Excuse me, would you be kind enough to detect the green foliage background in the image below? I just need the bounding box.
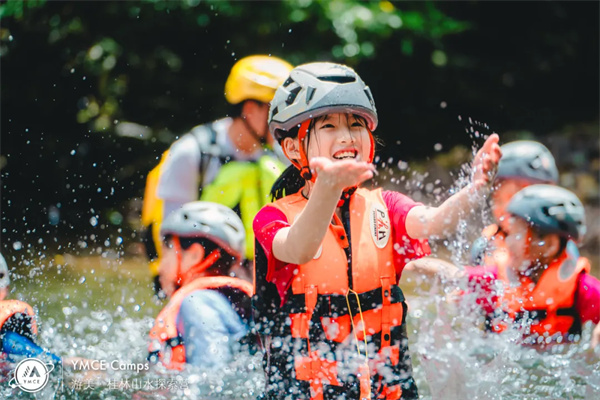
[1,0,598,248]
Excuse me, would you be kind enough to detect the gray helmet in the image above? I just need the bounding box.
[268,62,378,139]
[160,201,245,259]
[507,184,586,240]
[0,253,10,289]
[496,141,559,184]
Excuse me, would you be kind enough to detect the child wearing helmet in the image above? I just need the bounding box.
[252,62,501,400]
[462,185,600,346]
[148,201,254,370]
[470,140,560,267]
[0,253,61,366]
[142,55,293,293]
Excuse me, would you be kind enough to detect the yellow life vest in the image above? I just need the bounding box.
[141,151,169,276]
[141,123,285,268]
[200,155,285,260]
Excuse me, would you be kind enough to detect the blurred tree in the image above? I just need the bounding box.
[0,1,597,248]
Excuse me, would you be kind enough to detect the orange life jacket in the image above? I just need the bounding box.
[0,300,38,341]
[490,252,591,339]
[254,188,416,400]
[480,224,510,270]
[148,276,253,370]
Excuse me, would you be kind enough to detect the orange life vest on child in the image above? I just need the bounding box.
[490,252,591,339]
[148,276,253,370]
[254,188,417,400]
[0,300,38,341]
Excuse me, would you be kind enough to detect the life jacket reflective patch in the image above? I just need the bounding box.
[491,253,590,339]
[258,188,411,399]
[0,300,38,341]
[148,276,253,370]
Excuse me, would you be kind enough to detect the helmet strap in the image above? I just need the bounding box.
[241,113,268,147]
[173,235,222,288]
[173,236,184,289]
[181,248,222,284]
[297,120,314,181]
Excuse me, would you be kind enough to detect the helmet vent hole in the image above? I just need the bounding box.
[183,213,189,220]
[364,87,374,104]
[283,77,295,87]
[318,75,356,84]
[306,86,316,104]
[225,222,240,232]
[286,87,301,105]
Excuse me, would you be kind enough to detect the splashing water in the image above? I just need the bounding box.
[3,134,599,398]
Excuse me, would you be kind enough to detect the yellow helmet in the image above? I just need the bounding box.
[224,55,293,105]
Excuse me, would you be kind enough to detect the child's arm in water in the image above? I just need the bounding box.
[404,257,464,279]
[406,134,501,240]
[272,158,375,265]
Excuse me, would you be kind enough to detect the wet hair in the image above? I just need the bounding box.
[270,114,371,200]
[164,234,237,275]
[270,120,314,200]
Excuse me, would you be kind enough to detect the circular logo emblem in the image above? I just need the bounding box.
[9,358,54,393]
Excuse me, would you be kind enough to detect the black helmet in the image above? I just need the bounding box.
[507,185,586,240]
[496,141,559,184]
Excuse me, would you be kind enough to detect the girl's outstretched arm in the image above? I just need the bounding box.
[406,134,502,240]
[272,157,374,265]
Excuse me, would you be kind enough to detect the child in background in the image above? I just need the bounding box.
[470,140,559,267]
[252,62,501,400]
[469,185,600,345]
[148,201,253,370]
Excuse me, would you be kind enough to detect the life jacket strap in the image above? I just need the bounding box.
[285,285,405,317]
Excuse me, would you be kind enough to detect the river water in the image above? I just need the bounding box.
[1,248,599,399]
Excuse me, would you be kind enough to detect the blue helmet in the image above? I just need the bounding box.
[496,141,559,184]
[507,185,586,240]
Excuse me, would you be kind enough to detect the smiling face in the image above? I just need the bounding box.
[304,113,372,163]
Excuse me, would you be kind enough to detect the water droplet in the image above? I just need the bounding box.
[440,101,447,109]
[13,241,22,250]
[434,143,443,151]
[70,149,76,155]
[78,276,86,284]
[89,216,98,227]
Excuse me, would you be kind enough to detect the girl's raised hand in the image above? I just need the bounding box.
[472,133,502,191]
[310,157,375,191]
